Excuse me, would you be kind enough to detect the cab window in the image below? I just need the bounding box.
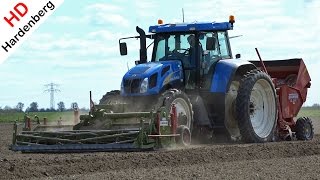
[199,32,219,75]
[153,33,196,68]
[217,32,231,59]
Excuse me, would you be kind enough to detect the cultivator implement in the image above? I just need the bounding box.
[11,128,146,152]
[10,104,186,153]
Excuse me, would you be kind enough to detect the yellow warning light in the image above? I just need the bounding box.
[229,15,235,24]
[158,19,164,24]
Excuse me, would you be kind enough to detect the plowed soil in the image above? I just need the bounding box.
[1,120,320,180]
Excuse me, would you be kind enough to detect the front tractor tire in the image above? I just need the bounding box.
[156,89,194,134]
[295,117,314,140]
[236,70,277,143]
[99,90,121,104]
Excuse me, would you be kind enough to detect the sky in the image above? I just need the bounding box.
[0,0,319,110]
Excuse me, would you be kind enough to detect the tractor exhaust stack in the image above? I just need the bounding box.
[136,26,147,63]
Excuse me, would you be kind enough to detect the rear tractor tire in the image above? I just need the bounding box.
[236,70,277,143]
[295,117,314,140]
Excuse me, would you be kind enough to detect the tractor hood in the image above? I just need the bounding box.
[122,60,184,95]
[125,60,182,77]
[127,62,162,75]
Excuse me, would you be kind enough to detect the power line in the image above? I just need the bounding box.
[44,83,60,109]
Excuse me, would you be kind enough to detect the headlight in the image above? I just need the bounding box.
[140,78,148,93]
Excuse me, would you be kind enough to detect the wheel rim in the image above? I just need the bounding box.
[183,128,191,144]
[225,81,241,139]
[249,79,276,138]
[304,123,312,138]
[172,98,192,129]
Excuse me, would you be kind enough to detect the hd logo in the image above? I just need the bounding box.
[0,0,64,64]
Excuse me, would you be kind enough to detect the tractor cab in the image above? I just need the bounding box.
[119,16,235,95]
[118,16,240,136]
[150,24,233,89]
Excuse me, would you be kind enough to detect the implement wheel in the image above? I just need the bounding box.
[236,70,277,143]
[295,117,314,140]
[156,89,193,132]
[176,125,191,146]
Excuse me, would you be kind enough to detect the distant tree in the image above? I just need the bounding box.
[16,102,24,112]
[29,102,38,112]
[312,103,320,108]
[4,106,18,113]
[57,101,65,112]
[4,105,12,110]
[80,107,89,112]
[71,102,78,110]
[39,108,46,112]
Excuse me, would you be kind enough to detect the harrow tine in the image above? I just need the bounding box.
[78,132,139,143]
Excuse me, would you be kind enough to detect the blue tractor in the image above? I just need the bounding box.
[100,16,278,143]
[11,17,313,153]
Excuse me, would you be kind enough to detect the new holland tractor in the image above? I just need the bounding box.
[11,16,313,153]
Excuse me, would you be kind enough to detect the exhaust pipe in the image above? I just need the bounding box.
[136,26,147,63]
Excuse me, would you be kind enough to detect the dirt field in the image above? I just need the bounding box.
[1,120,320,180]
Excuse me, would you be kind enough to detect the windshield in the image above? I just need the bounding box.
[152,33,196,61]
[151,31,231,70]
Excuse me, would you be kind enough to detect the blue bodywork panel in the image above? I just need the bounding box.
[121,60,183,96]
[210,59,254,93]
[149,22,232,33]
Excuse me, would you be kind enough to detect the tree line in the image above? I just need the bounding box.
[1,102,319,113]
[0,102,89,113]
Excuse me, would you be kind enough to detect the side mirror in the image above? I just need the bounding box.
[206,37,216,50]
[120,42,127,56]
[235,54,241,59]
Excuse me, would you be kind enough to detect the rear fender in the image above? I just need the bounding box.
[204,59,256,129]
[210,59,256,93]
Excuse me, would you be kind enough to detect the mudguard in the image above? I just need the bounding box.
[200,59,256,129]
[210,59,256,93]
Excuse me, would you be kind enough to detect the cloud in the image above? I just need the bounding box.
[88,30,115,40]
[86,3,122,12]
[134,0,159,18]
[12,29,130,67]
[0,70,24,85]
[48,3,130,27]
[50,16,76,24]
[85,3,129,27]
[135,0,158,9]
[87,13,130,27]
